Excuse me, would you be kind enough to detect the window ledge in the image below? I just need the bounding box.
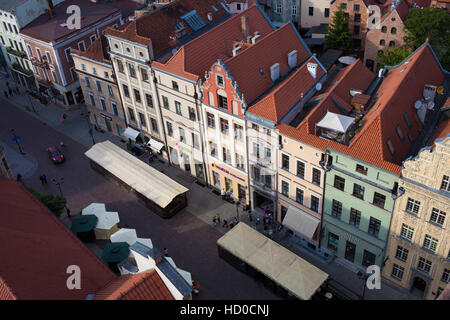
[404,210,419,218]
[421,247,437,256]
[428,221,444,229]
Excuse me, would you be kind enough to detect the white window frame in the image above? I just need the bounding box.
[90,34,97,44]
[51,69,58,83]
[77,40,86,51]
[65,47,71,62]
[45,51,52,63]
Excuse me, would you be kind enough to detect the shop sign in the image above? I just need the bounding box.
[211,163,245,182]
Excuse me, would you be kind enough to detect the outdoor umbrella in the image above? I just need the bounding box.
[70,215,98,233]
[101,242,130,263]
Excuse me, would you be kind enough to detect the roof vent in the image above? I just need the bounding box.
[423,84,436,101]
[288,50,297,69]
[232,45,242,56]
[207,13,213,22]
[251,31,260,44]
[270,63,280,82]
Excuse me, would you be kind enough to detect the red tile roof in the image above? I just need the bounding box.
[151,4,274,81]
[430,118,450,148]
[247,56,325,122]
[20,0,120,42]
[278,44,445,174]
[106,0,229,57]
[72,35,110,64]
[0,178,116,300]
[223,23,311,105]
[93,270,174,300]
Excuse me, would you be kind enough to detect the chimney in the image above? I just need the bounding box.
[307,62,317,79]
[135,9,149,19]
[46,0,54,17]
[241,15,249,39]
[232,43,242,56]
[270,63,280,82]
[288,50,297,69]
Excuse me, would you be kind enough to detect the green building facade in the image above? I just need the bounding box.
[321,148,400,270]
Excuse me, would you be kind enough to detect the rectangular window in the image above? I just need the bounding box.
[292,5,297,17]
[403,113,412,128]
[225,177,233,193]
[295,188,304,204]
[265,147,271,161]
[172,81,179,91]
[400,224,414,241]
[236,153,244,170]
[441,175,450,191]
[162,96,169,109]
[123,84,130,98]
[90,34,96,43]
[406,198,420,214]
[167,121,173,137]
[327,232,339,252]
[151,118,158,133]
[252,123,259,131]
[134,89,141,103]
[99,97,106,111]
[373,192,386,209]
[88,93,95,106]
[78,41,85,51]
[391,264,404,280]
[220,118,229,135]
[85,77,91,88]
[222,147,231,164]
[325,8,330,17]
[281,154,289,170]
[107,85,113,97]
[264,175,272,189]
[139,112,146,127]
[96,80,102,92]
[442,269,450,283]
[312,168,321,186]
[213,171,220,188]
[276,3,282,14]
[188,107,196,121]
[423,235,438,253]
[417,257,432,273]
[311,196,319,212]
[64,47,71,62]
[345,241,356,262]
[362,250,376,267]
[395,125,405,141]
[92,67,97,75]
[354,25,360,35]
[128,63,136,78]
[216,75,224,87]
[253,166,261,182]
[395,246,409,262]
[234,124,243,141]
[253,143,260,158]
[356,164,367,175]
[334,175,345,191]
[297,161,305,178]
[368,217,381,237]
[45,52,52,63]
[207,112,215,128]
[175,101,182,115]
[217,94,228,109]
[128,108,136,122]
[349,208,361,227]
[341,3,347,9]
[430,208,446,226]
[141,69,148,82]
[111,102,118,116]
[179,127,185,143]
[145,94,153,108]
[332,200,342,219]
[308,7,314,16]
[354,4,360,11]
[117,60,124,73]
[352,183,365,199]
[281,181,289,197]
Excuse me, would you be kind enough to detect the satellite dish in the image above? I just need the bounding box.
[414,100,422,109]
[437,86,444,94]
[171,48,177,55]
[316,83,322,91]
[427,101,435,110]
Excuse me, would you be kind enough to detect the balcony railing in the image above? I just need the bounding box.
[31,57,49,69]
[6,46,27,59]
[11,63,33,76]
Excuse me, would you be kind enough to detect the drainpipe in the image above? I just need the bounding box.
[150,67,171,166]
[243,104,252,209]
[194,82,209,187]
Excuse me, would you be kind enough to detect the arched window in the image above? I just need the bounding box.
[381,26,387,33]
[389,41,395,47]
[391,27,397,34]
[379,39,385,46]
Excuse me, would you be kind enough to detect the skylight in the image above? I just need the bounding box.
[181,10,207,32]
[211,5,218,12]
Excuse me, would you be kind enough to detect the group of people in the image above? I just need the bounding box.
[212,214,240,229]
[3,81,20,98]
[39,174,48,185]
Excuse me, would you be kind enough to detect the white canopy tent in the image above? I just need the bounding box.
[282,206,320,240]
[82,203,106,216]
[123,127,140,141]
[110,228,138,245]
[217,222,328,300]
[316,111,355,133]
[338,56,357,65]
[85,141,188,209]
[148,139,164,152]
[165,257,193,285]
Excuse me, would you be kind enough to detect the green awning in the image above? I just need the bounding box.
[101,242,130,263]
[71,215,98,233]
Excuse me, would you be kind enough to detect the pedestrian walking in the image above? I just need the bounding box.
[6,81,9,88]
[229,222,234,229]
[263,217,266,226]
[222,219,228,228]
[16,173,22,182]
[212,216,217,227]
[42,174,48,184]
[163,248,169,257]
[233,216,238,225]
[216,215,221,224]
[256,217,260,225]
[8,88,12,96]
[221,188,225,200]
[59,140,65,148]
[192,281,200,296]
[66,207,71,218]
[4,90,8,98]
[248,212,253,222]
[39,175,44,185]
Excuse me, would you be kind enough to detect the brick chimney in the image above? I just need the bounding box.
[241,15,249,39]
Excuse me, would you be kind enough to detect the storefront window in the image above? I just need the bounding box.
[225,177,233,193]
[213,171,220,189]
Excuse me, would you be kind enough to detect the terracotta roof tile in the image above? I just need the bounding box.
[278,44,446,174]
[430,119,450,148]
[152,4,274,81]
[72,35,110,64]
[106,0,229,57]
[247,56,325,122]
[93,269,174,300]
[0,178,116,300]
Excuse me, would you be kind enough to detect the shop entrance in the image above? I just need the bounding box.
[253,191,273,212]
[411,276,427,296]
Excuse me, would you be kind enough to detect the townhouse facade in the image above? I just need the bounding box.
[364,0,410,72]
[382,129,450,300]
[271,0,301,26]
[0,0,64,89]
[20,0,122,107]
[300,0,331,29]
[72,36,127,137]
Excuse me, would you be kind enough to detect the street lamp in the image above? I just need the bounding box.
[81,111,95,145]
[10,129,25,154]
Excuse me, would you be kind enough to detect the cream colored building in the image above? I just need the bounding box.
[300,0,331,29]
[72,37,127,137]
[382,132,450,300]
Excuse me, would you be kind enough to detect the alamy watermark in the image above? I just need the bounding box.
[66,5,81,30]
[66,265,81,290]
[366,265,381,290]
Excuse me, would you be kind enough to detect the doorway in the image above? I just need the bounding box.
[411,276,427,296]
[344,241,356,262]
